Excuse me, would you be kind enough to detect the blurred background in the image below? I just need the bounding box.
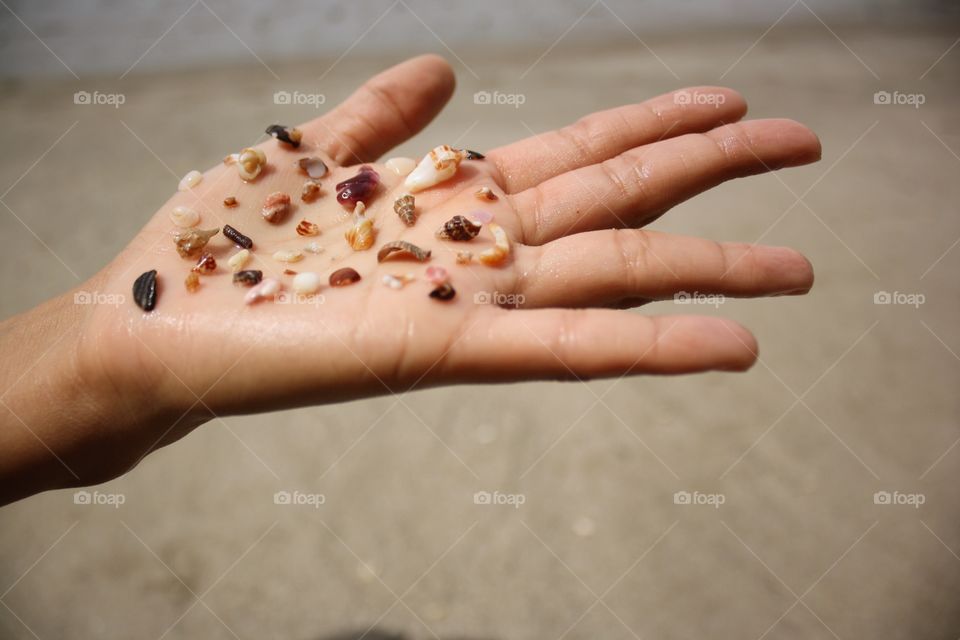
[1,0,959,638]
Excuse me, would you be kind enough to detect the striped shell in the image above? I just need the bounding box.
[133,270,158,311]
[296,219,320,236]
[393,193,416,226]
[436,215,482,241]
[345,218,375,251]
[376,241,431,263]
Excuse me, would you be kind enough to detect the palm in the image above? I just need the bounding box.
[81,55,819,440]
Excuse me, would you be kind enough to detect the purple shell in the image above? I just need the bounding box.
[336,166,380,208]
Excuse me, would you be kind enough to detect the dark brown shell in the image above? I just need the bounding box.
[174,228,219,258]
[436,215,482,241]
[464,149,485,160]
[223,224,253,249]
[377,241,431,263]
[223,196,238,208]
[393,194,416,226]
[233,270,263,287]
[329,267,362,287]
[429,282,456,301]
[266,124,302,147]
[133,270,158,311]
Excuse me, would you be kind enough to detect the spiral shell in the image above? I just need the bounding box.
[173,227,219,258]
[376,241,431,263]
[436,215,482,241]
[393,193,416,226]
[169,206,200,228]
[479,223,510,266]
[296,219,320,236]
[133,270,159,311]
[403,145,466,193]
[261,192,291,223]
[345,217,375,251]
[225,148,267,181]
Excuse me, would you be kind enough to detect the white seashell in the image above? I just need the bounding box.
[228,249,251,272]
[403,145,466,193]
[273,249,304,263]
[304,241,325,254]
[178,170,203,191]
[292,272,323,294]
[385,157,417,177]
[169,205,200,228]
[382,273,414,290]
[244,278,281,305]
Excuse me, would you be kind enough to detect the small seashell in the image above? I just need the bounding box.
[192,252,216,274]
[174,227,219,259]
[265,124,302,148]
[296,219,320,236]
[178,170,202,191]
[300,180,322,203]
[223,196,238,208]
[385,157,417,177]
[470,210,495,224]
[233,270,262,287]
[244,277,281,304]
[273,249,304,263]
[456,251,473,265]
[169,205,200,228]
[133,270,158,311]
[336,166,380,209]
[329,267,361,287]
[345,213,375,251]
[261,192,291,223]
[377,240,431,263]
[464,149,485,160]
[225,148,267,181]
[404,145,466,193]
[436,215,482,241]
[479,223,510,266]
[426,265,448,284]
[292,272,323,294]
[475,187,498,201]
[429,282,456,301]
[228,249,251,272]
[223,224,253,249]
[382,273,415,290]
[296,157,328,179]
[304,241,324,254]
[393,193,416,226]
[184,271,200,293]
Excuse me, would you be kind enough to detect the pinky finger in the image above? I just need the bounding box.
[444,309,758,381]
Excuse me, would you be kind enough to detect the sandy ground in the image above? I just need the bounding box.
[1,25,959,640]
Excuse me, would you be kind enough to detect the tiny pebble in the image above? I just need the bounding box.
[273,249,304,263]
[184,271,200,292]
[223,196,238,208]
[178,170,203,191]
[228,249,251,272]
[304,241,325,254]
[292,272,323,294]
[425,265,448,284]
